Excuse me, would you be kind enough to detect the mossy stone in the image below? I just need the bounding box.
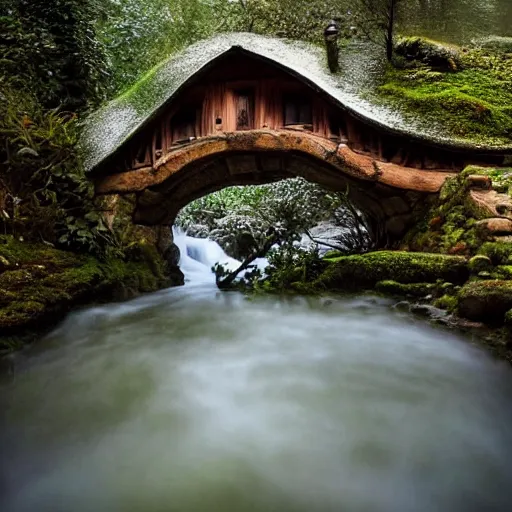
[458,280,512,324]
[468,255,492,274]
[376,280,434,297]
[433,295,458,312]
[0,235,173,350]
[478,242,512,265]
[315,251,468,291]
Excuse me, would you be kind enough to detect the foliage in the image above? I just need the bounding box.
[258,246,326,293]
[352,0,404,60]
[99,0,239,93]
[178,178,342,259]
[0,0,110,112]
[0,88,115,256]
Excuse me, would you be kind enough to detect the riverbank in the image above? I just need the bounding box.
[0,235,182,353]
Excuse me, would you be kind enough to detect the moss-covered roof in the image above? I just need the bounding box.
[80,32,512,174]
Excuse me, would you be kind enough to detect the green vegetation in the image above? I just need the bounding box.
[403,166,512,256]
[378,40,512,145]
[0,235,169,351]
[458,280,512,324]
[315,251,468,290]
[375,280,435,297]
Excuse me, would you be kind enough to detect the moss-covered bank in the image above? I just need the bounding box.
[379,37,512,146]
[0,235,178,353]
[317,251,468,290]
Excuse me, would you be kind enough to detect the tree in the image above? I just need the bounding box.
[354,0,404,61]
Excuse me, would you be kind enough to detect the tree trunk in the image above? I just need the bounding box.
[386,0,396,61]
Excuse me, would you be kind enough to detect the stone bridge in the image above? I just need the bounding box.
[81,33,512,245]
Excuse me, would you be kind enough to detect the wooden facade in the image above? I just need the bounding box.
[111,55,502,176]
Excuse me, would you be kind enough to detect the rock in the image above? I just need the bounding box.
[441,282,455,294]
[477,271,493,279]
[316,251,469,291]
[468,255,492,274]
[300,220,356,255]
[458,280,512,324]
[476,218,512,236]
[410,304,448,319]
[17,147,39,158]
[376,280,434,297]
[433,294,458,311]
[394,36,461,71]
[472,36,512,54]
[164,242,181,267]
[385,215,412,237]
[466,174,492,190]
[393,300,410,312]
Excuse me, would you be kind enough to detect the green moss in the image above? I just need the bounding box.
[468,255,493,274]
[376,280,434,297]
[378,43,512,146]
[404,166,512,255]
[458,280,512,324]
[433,294,458,312]
[315,251,468,291]
[0,236,171,349]
[478,242,512,265]
[493,265,512,280]
[474,36,512,54]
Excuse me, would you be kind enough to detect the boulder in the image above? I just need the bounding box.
[476,218,512,236]
[316,251,469,291]
[394,37,461,71]
[458,281,512,324]
[466,175,492,190]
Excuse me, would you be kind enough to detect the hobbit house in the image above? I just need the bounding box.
[80,33,512,244]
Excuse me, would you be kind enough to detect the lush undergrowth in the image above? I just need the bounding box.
[378,39,512,146]
[0,235,170,352]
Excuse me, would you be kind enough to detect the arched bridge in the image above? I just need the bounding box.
[81,33,512,243]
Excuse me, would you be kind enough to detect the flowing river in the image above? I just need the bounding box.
[1,234,512,512]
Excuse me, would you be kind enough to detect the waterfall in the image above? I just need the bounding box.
[173,229,241,284]
[173,228,269,285]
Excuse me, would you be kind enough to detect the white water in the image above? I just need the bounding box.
[1,234,512,512]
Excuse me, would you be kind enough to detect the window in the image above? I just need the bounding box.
[284,95,312,126]
[235,90,254,130]
[171,108,197,143]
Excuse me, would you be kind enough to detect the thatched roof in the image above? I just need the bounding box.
[80,32,512,174]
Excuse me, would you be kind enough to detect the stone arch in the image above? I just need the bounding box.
[94,130,454,245]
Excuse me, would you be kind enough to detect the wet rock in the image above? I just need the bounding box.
[476,218,512,236]
[466,174,492,189]
[393,300,410,312]
[410,303,448,320]
[458,280,512,324]
[300,220,351,255]
[164,243,181,267]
